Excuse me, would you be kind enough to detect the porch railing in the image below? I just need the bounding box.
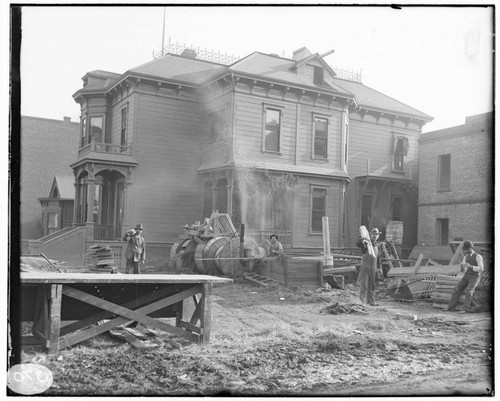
[78,141,131,157]
[94,224,115,240]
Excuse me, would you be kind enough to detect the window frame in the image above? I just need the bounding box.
[437,218,449,245]
[208,106,227,143]
[392,133,408,173]
[262,104,283,154]
[438,153,451,191]
[312,114,329,160]
[120,106,128,148]
[88,115,104,144]
[80,115,88,147]
[310,185,327,234]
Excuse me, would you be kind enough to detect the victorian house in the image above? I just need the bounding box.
[29,46,432,267]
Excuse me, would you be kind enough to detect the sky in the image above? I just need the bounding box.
[17,4,494,133]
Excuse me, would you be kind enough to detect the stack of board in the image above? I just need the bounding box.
[85,245,114,272]
[432,272,493,310]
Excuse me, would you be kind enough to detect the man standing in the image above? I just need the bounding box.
[446,240,483,313]
[269,234,284,256]
[123,224,146,274]
[356,228,382,306]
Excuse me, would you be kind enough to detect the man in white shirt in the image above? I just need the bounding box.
[446,240,484,313]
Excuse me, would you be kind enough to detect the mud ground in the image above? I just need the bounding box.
[19,281,493,396]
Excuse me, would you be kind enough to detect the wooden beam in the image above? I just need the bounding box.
[48,284,62,353]
[60,285,178,336]
[58,285,201,349]
[200,284,212,343]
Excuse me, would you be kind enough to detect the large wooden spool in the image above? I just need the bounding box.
[201,237,228,275]
[216,237,259,277]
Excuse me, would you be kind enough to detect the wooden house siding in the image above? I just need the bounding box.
[199,92,234,171]
[124,92,204,242]
[343,112,421,249]
[296,103,343,170]
[293,177,342,248]
[233,92,296,163]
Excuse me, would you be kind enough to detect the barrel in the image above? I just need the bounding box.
[385,220,404,244]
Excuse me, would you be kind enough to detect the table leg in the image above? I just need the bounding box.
[48,284,62,353]
[200,283,212,343]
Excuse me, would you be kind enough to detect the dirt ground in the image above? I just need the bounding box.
[19,279,494,396]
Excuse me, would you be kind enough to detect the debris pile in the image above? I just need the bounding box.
[85,245,115,271]
[320,302,368,315]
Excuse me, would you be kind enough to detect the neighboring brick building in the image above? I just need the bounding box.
[20,116,79,239]
[417,112,493,245]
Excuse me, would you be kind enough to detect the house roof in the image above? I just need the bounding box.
[74,49,432,122]
[52,176,75,199]
[331,78,433,121]
[128,54,226,85]
[229,52,352,96]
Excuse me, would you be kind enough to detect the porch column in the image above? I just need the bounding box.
[211,183,217,212]
[226,182,233,216]
[85,175,95,240]
[72,179,79,227]
[121,181,133,234]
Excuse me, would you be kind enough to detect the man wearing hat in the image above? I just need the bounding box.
[269,234,284,257]
[122,224,146,274]
[355,228,382,306]
[446,240,484,313]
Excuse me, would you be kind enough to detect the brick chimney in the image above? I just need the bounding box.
[292,47,312,61]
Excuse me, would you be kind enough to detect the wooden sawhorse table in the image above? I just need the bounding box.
[18,272,232,352]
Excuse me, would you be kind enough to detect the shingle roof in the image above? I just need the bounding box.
[52,176,75,199]
[229,52,353,96]
[331,78,433,121]
[128,54,226,84]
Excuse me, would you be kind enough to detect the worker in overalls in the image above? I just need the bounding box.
[446,240,484,313]
[356,228,382,306]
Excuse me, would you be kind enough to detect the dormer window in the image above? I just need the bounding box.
[313,66,324,85]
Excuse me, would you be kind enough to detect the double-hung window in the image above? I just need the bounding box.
[313,116,328,158]
[89,116,103,144]
[209,108,226,142]
[393,134,409,172]
[120,107,128,149]
[311,187,327,233]
[263,107,281,153]
[80,116,87,147]
[438,154,451,191]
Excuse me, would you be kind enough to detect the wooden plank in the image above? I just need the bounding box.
[60,285,177,336]
[200,284,212,343]
[449,242,464,265]
[48,284,62,353]
[179,321,202,334]
[58,285,201,349]
[20,272,233,285]
[62,286,193,336]
[244,275,268,287]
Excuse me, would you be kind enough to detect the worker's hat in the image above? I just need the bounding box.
[135,224,144,230]
[463,240,473,250]
[270,234,279,240]
[370,228,381,235]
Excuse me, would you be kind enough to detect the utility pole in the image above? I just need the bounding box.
[161,7,166,57]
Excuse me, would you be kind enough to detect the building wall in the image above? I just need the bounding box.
[122,86,204,244]
[293,176,343,248]
[344,112,421,249]
[418,112,493,244]
[20,116,79,239]
[230,84,347,248]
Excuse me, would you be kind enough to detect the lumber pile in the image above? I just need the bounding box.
[85,244,115,271]
[432,272,493,311]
